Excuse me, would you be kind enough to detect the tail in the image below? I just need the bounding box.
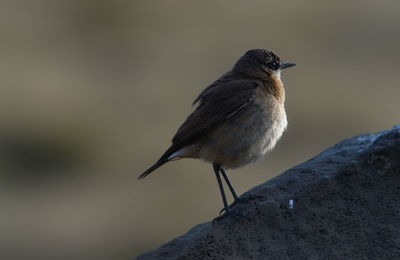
[138,158,169,180]
[137,146,179,180]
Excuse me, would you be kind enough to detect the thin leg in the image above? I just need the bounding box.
[220,168,239,201]
[213,163,230,213]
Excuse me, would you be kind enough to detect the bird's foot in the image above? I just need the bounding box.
[217,194,263,215]
[224,194,264,212]
[218,206,230,216]
[213,208,254,223]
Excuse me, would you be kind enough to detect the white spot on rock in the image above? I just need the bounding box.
[289,199,294,209]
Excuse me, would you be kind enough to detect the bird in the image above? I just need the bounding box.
[138,49,295,217]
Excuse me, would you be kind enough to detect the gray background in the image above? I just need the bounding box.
[0,1,399,259]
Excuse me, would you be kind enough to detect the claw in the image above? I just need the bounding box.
[219,207,228,215]
[213,207,231,222]
[217,194,263,215]
[212,208,255,223]
[213,213,228,223]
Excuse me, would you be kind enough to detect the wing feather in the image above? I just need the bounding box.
[171,79,260,149]
[138,79,261,179]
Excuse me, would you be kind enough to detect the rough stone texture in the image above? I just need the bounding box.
[137,126,400,260]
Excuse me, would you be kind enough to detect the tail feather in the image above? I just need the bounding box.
[138,158,169,180]
[138,146,179,180]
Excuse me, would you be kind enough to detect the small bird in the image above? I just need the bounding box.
[139,49,295,216]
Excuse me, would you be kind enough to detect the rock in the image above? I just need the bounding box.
[137,126,400,260]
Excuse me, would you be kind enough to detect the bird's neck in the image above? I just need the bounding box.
[263,74,285,103]
[226,69,286,103]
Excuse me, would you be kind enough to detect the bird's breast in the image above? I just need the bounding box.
[252,97,287,155]
[197,95,287,169]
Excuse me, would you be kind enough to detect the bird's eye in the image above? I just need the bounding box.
[267,62,279,70]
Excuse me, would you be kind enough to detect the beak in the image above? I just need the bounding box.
[280,62,296,70]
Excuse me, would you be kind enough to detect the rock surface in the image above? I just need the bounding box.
[137,126,400,260]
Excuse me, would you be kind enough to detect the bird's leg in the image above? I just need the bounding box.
[213,163,230,214]
[217,167,239,216]
[219,168,262,215]
[213,164,255,223]
[220,168,239,202]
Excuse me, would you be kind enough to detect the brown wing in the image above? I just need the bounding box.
[171,79,261,149]
[138,79,260,180]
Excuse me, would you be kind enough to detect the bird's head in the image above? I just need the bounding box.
[232,49,295,79]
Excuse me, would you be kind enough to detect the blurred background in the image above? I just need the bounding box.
[0,0,399,259]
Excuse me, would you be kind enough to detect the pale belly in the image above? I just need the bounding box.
[197,103,287,169]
